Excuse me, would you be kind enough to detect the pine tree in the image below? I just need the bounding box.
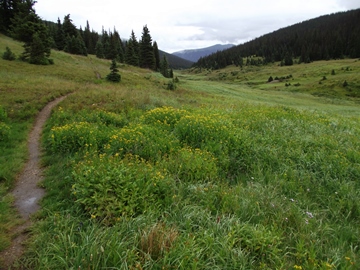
[106,59,121,82]
[10,0,52,65]
[160,55,169,78]
[2,46,16,60]
[113,29,124,62]
[54,17,65,50]
[125,30,139,66]
[62,14,77,38]
[139,25,155,69]
[153,41,160,71]
[95,40,104,58]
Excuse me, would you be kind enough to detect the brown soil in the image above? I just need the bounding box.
[0,95,68,270]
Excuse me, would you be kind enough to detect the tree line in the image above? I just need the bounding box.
[194,9,360,70]
[0,0,173,77]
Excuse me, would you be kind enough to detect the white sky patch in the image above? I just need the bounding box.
[35,0,359,53]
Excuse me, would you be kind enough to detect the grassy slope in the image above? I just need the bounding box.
[1,34,360,269]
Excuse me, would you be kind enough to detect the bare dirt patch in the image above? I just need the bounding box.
[0,95,68,269]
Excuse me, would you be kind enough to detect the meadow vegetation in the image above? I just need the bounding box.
[1,34,360,269]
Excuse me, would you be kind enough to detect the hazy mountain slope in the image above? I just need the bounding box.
[172,44,235,62]
[159,50,194,69]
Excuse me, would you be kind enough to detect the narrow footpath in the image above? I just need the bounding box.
[0,95,68,269]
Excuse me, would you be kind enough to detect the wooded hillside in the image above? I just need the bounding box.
[194,9,360,69]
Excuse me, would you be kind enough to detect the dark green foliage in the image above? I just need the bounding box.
[167,79,177,90]
[343,80,348,87]
[125,30,139,66]
[283,52,293,66]
[95,40,104,58]
[1,0,35,34]
[331,69,336,75]
[26,32,53,65]
[64,34,87,56]
[268,76,273,82]
[153,41,160,71]
[62,14,77,39]
[160,55,170,78]
[2,46,16,60]
[54,17,65,50]
[139,25,155,70]
[106,59,121,82]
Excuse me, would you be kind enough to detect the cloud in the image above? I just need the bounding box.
[336,0,360,9]
[35,0,356,53]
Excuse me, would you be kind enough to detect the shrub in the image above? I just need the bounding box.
[105,123,180,161]
[72,154,174,223]
[162,147,219,183]
[167,80,176,90]
[49,122,112,153]
[0,122,10,141]
[141,106,189,131]
[2,47,16,61]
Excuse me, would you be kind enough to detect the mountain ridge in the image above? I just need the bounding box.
[172,44,235,62]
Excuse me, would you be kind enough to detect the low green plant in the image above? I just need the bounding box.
[2,46,16,61]
[72,154,174,223]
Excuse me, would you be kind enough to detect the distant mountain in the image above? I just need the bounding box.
[159,50,194,70]
[172,44,235,62]
[194,9,360,70]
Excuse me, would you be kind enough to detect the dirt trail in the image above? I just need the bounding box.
[0,95,68,269]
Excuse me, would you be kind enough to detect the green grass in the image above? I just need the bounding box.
[1,34,360,269]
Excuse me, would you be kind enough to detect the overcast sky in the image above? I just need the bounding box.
[35,0,360,53]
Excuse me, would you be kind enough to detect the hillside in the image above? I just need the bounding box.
[172,44,235,62]
[1,34,360,269]
[195,9,360,69]
[159,50,194,69]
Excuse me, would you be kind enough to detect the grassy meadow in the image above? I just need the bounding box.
[1,34,360,269]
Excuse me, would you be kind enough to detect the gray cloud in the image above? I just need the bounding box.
[336,0,360,9]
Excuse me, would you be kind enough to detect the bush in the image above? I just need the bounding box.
[72,154,174,223]
[2,47,16,61]
[167,80,176,90]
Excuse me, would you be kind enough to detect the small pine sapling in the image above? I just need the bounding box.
[106,59,121,82]
[2,47,16,61]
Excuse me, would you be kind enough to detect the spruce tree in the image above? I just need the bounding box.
[95,40,104,58]
[2,46,16,60]
[139,25,155,69]
[160,55,169,78]
[153,41,160,71]
[54,17,65,50]
[125,30,139,66]
[106,59,121,82]
[62,14,77,38]
[10,1,52,65]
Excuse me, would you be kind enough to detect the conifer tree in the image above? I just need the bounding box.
[62,14,77,38]
[106,59,121,82]
[139,25,155,69]
[113,29,124,62]
[160,55,169,78]
[125,30,139,66]
[153,41,160,71]
[54,17,65,50]
[10,0,52,65]
[95,40,104,58]
[2,46,16,60]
